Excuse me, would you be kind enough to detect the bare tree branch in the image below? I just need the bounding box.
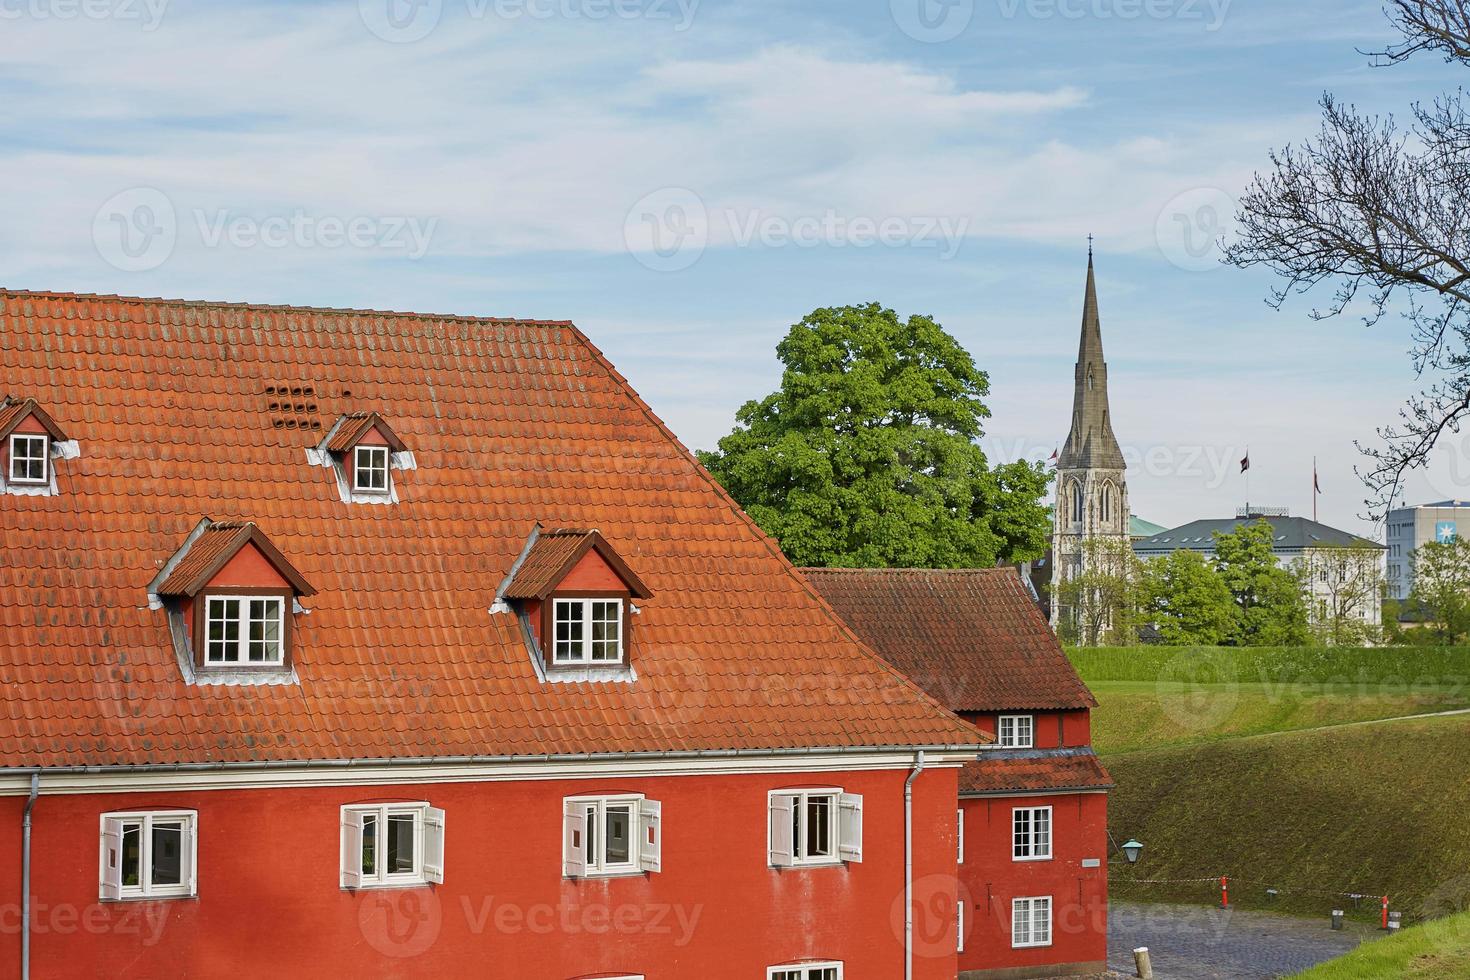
[1226,5,1470,516]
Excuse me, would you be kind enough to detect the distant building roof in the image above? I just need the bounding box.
[1134,515,1383,554]
[1395,500,1470,510]
[1130,515,1167,538]
[801,567,1098,712]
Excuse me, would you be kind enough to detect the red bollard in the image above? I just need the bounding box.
[1381,896,1390,930]
[1221,877,1230,909]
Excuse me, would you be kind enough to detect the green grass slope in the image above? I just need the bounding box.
[1290,909,1470,978]
[1107,713,1470,922]
[1070,647,1470,754]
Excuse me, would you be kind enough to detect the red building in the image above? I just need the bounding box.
[805,569,1112,979]
[1,289,1108,980]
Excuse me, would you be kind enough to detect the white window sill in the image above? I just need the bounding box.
[343,879,433,891]
[566,869,646,881]
[773,859,846,870]
[1012,941,1054,950]
[1012,855,1054,863]
[106,891,195,903]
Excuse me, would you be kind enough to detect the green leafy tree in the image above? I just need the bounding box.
[1212,520,1310,646]
[1056,537,1144,647]
[1409,537,1470,644]
[698,303,1052,568]
[1141,549,1236,646]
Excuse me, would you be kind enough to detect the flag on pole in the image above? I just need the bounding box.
[1314,467,1321,495]
[1048,449,1058,467]
[1240,451,1251,474]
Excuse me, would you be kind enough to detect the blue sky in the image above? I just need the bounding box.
[3,0,1466,538]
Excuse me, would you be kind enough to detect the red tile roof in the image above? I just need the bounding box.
[0,290,981,769]
[501,528,653,600]
[801,567,1098,712]
[155,521,316,598]
[960,752,1112,796]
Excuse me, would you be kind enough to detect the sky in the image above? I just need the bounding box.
[2,0,1467,540]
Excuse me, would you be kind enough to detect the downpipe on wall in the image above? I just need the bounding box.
[21,771,39,980]
[904,750,926,980]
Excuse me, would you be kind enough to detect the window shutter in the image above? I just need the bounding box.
[99,817,124,901]
[957,808,965,864]
[637,799,662,874]
[340,809,366,888]
[839,793,864,863]
[180,818,198,897]
[423,807,446,884]
[768,794,795,867]
[563,800,586,878]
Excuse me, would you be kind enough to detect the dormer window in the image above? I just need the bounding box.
[0,397,70,492]
[151,520,315,675]
[317,412,409,503]
[9,433,48,484]
[205,595,285,665]
[353,445,390,494]
[553,597,624,664]
[498,527,653,676]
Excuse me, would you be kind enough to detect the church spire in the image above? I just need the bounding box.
[1058,249,1125,471]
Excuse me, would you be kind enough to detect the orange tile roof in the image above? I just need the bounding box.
[0,290,981,769]
[801,567,1098,712]
[960,752,1113,796]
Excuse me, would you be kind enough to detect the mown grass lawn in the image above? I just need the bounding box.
[1290,908,1470,978]
[1106,713,1470,922]
[1069,646,1470,754]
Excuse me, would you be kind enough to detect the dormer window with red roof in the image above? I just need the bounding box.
[150,520,316,679]
[498,528,653,677]
[0,397,71,493]
[313,412,411,504]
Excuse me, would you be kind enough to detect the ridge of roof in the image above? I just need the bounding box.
[0,287,574,328]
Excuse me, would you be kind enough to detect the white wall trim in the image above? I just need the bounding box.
[0,749,976,797]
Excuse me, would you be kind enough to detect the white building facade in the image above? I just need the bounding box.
[1384,500,1470,600]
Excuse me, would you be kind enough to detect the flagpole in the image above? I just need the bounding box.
[1313,457,1318,523]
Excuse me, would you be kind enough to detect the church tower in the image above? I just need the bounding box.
[1051,249,1130,627]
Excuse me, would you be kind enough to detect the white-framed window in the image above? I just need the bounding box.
[1012,896,1053,948]
[768,789,862,867]
[958,898,966,953]
[998,714,1034,749]
[354,444,390,493]
[9,433,48,485]
[563,795,661,877]
[99,810,197,901]
[957,807,965,863]
[768,963,843,980]
[340,803,445,888]
[1013,806,1052,861]
[205,595,285,665]
[552,597,624,664]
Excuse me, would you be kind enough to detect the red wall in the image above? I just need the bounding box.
[958,792,1108,975]
[0,765,962,979]
[965,710,1091,750]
